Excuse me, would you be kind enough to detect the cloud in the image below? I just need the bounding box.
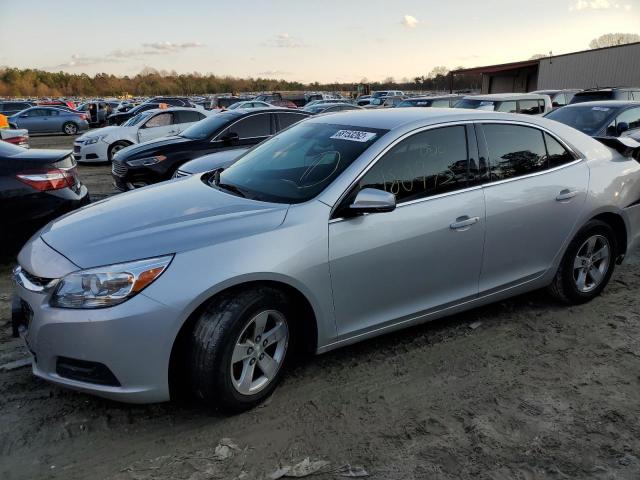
[569,0,632,11]
[401,15,419,28]
[48,41,204,69]
[262,33,307,48]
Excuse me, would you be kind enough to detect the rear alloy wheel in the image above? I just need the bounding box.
[549,220,617,304]
[62,122,78,135]
[188,287,292,411]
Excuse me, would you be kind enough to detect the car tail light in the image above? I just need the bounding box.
[78,113,88,121]
[16,167,77,192]
[3,136,29,147]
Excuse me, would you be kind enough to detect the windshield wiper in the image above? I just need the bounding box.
[212,169,246,198]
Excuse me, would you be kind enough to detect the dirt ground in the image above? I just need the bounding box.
[1,136,639,480]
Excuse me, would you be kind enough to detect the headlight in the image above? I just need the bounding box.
[84,135,106,145]
[50,256,173,309]
[126,155,167,167]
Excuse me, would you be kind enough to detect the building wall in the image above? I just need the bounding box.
[482,67,538,93]
[537,43,640,89]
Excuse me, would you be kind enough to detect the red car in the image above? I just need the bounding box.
[269,100,298,109]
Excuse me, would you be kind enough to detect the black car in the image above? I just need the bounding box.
[0,141,89,246]
[146,96,197,108]
[302,103,363,115]
[107,103,162,125]
[545,101,640,139]
[112,108,310,191]
[569,88,640,104]
[0,100,35,117]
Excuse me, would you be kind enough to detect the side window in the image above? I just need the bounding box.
[518,100,543,115]
[175,110,204,124]
[544,133,575,168]
[496,101,517,113]
[431,99,450,108]
[482,124,548,181]
[616,108,640,130]
[632,91,640,101]
[145,112,172,128]
[553,93,566,107]
[27,109,45,117]
[50,109,59,116]
[357,126,469,203]
[278,113,307,130]
[228,114,271,138]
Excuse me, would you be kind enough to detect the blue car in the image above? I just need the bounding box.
[9,106,90,135]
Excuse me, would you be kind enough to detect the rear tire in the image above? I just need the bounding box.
[62,122,78,135]
[548,220,617,304]
[188,287,292,411]
[108,141,131,162]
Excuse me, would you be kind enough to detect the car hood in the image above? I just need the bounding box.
[117,135,190,159]
[180,147,249,174]
[39,176,290,268]
[78,126,129,140]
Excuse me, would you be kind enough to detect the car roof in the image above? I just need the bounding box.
[466,93,549,101]
[555,100,640,109]
[305,107,553,130]
[402,95,461,101]
[138,107,206,115]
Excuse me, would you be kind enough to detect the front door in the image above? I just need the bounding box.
[137,112,175,143]
[329,125,486,339]
[477,122,589,293]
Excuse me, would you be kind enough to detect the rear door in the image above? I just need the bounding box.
[477,122,589,293]
[137,112,175,143]
[173,110,206,133]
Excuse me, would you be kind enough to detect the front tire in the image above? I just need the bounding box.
[188,287,292,411]
[548,220,617,304]
[62,122,78,135]
[108,141,131,162]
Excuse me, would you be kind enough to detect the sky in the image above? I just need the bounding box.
[0,0,639,83]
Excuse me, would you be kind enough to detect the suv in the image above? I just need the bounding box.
[532,89,581,108]
[570,88,640,104]
[455,93,552,115]
[0,101,34,116]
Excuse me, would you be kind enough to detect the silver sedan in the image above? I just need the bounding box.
[13,109,640,410]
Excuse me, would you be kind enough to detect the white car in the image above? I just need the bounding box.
[72,107,209,163]
[226,101,275,110]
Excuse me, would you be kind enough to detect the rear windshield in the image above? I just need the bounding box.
[571,91,614,103]
[180,114,236,140]
[545,105,616,135]
[455,99,497,111]
[216,122,388,204]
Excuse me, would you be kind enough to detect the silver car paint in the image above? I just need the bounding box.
[14,109,640,403]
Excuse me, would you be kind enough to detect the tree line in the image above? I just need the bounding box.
[0,66,481,98]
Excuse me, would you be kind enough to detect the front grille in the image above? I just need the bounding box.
[56,357,121,386]
[173,170,190,179]
[111,161,128,177]
[21,268,55,289]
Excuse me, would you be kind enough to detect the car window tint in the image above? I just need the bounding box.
[616,108,640,130]
[225,114,271,138]
[358,126,469,203]
[544,133,575,168]
[145,112,172,128]
[175,110,204,124]
[27,109,45,117]
[482,124,548,180]
[278,113,308,130]
[496,101,517,113]
[519,100,543,115]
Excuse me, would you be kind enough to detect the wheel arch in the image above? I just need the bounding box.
[167,278,319,399]
[590,211,628,262]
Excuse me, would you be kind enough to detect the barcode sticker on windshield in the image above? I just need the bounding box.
[330,130,377,142]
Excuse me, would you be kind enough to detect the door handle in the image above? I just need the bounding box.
[450,215,480,231]
[556,189,578,201]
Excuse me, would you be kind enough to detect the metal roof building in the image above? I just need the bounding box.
[450,42,640,94]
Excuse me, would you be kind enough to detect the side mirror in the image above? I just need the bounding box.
[221,131,240,145]
[617,122,630,136]
[348,188,396,215]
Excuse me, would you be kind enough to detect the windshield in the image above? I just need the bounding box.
[372,91,388,98]
[455,99,497,111]
[571,91,614,103]
[545,105,616,135]
[216,122,388,203]
[397,99,432,108]
[180,113,236,140]
[123,111,152,127]
[226,102,244,110]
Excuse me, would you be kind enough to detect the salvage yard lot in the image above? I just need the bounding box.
[1,136,640,479]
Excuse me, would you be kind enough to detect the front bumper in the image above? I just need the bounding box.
[73,139,109,163]
[111,161,167,191]
[13,275,179,404]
